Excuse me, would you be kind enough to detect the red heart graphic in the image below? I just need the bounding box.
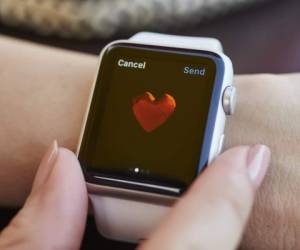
[132,92,176,132]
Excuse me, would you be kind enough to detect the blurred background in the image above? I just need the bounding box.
[0,0,299,249]
[1,0,299,74]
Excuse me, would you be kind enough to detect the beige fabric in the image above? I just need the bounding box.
[0,0,265,39]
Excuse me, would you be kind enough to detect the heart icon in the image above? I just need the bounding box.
[132,91,176,132]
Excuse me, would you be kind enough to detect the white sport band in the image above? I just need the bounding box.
[130,32,223,53]
[88,32,232,243]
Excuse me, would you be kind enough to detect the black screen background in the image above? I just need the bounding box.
[79,44,217,189]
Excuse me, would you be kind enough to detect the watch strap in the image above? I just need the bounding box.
[90,32,224,243]
[130,32,223,53]
[90,192,172,242]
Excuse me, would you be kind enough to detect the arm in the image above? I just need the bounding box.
[0,35,97,206]
[0,35,298,249]
[227,73,300,249]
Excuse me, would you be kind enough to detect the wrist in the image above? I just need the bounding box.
[0,35,97,206]
[226,74,300,249]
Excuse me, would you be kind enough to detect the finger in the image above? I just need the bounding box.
[31,140,58,194]
[139,145,271,250]
[0,143,88,250]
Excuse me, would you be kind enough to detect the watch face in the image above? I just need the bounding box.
[78,43,224,195]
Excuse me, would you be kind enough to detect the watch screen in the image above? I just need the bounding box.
[79,43,223,194]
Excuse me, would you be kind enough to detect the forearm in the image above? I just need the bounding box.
[0,35,97,206]
[0,36,299,248]
[227,74,300,249]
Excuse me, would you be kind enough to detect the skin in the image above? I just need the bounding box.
[0,143,88,250]
[0,35,299,249]
[227,73,300,249]
[0,142,270,250]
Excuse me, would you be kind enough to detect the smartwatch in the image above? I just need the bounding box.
[77,32,236,243]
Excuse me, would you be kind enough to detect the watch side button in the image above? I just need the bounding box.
[217,134,225,155]
[222,86,236,115]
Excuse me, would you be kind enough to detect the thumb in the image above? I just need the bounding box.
[0,141,88,250]
[139,145,271,250]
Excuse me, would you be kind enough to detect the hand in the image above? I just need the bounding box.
[0,37,295,248]
[0,142,270,250]
[0,141,88,250]
[138,145,270,250]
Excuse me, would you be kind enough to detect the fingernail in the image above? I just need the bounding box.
[247,144,271,188]
[42,140,58,171]
[45,140,58,165]
[31,140,58,192]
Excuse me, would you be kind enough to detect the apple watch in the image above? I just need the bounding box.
[77,32,236,243]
